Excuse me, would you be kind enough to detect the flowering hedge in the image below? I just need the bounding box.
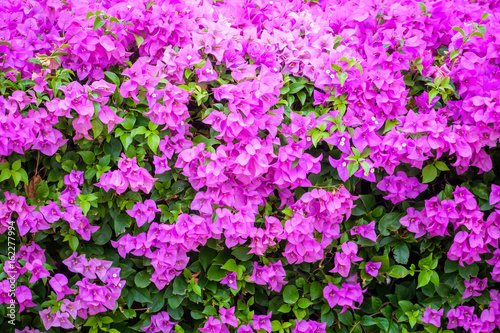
[1,0,500,332]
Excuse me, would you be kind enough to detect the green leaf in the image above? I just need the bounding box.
[398,300,414,312]
[173,275,187,295]
[271,320,282,332]
[11,159,21,171]
[353,62,363,75]
[310,281,323,300]
[69,236,79,251]
[103,137,122,161]
[121,116,136,130]
[428,89,439,105]
[172,180,188,194]
[95,223,112,245]
[132,288,151,303]
[361,315,377,326]
[470,31,484,39]
[383,119,400,133]
[372,296,382,311]
[11,172,21,186]
[18,169,29,186]
[192,283,202,296]
[417,270,432,289]
[207,265,226,281]
[422,164,437,184]
[283,285,299,304]
[199,248,216,271]
[459,263,479,280]
[0,169,11,182]
[288,83,304,94]
[297,298,313,309]
[360,195,375,211]
[77,151,96,164]
[337,72,348,87]
[419,253,437,270]
[35,181,50,199]
[452,26,466,38]
[393,242,409,264]
[221,259,238,272]
[450,50,460,60]
[280,85,290,95]
[122,309,136,319]
[61,160,76,173]
[134,34,144,48]
[418,2,426,12]
[434,161,449,171]
[130,126,147,138]
[444,259,459,273]
[92,119,104,138]
[147,134,160,154]
[114,213,132,235]
[311,130,322,148]
[93,16,106,30]
[387,265,410,278]
[202,305,216,316]
[430,271,439,286]
[297,91,307,105]
[338,311,353,326]
[134,270,152,288]
[232,247,253,261]
[370,254,390,273]
[80,201,91,215]
[120,133,133,151]
[175,324,184,333]
[278,304,291,313]
[346,161,359,177]
[104,71,121,86]
[378,212,401,236]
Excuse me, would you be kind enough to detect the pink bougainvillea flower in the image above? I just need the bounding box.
[49,274,76,301]
[252,312,272,333]
[351,221,377,242]
[365,261,382,277]
[421,308,443,327]
[219,306,238,327]
[15,286,37,313]
[491,184,500,206]
[221,271,238,290]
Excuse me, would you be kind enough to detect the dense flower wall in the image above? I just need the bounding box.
[1,0,500,332]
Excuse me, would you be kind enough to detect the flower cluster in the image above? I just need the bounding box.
[2,0,500,331]
[0,192,50,236]
[248,261,287,292]
[421,308,443,327]
[126,199,160,227]
[376,171,427,204]
[142,311,175,333]
[96,154,158,194]
[292,320,327,333]
[323,282,365,314]
[284,188,356,264]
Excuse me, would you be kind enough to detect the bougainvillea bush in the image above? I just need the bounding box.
[2,0,500,332]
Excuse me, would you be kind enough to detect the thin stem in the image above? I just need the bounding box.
[348,302,391,333]
[35,151,40,176]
